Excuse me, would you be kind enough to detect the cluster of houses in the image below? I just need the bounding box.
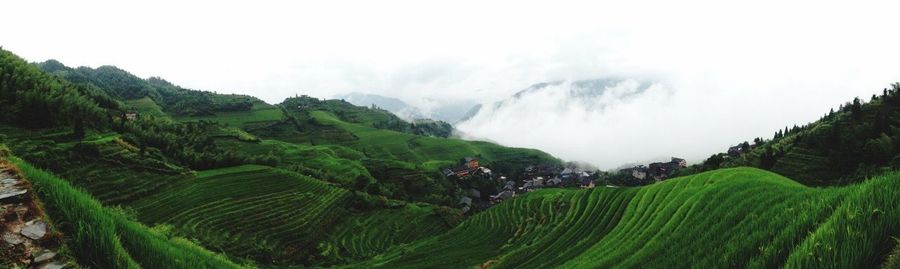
[519,165,596,191]
[618,157,687,182]
[442,157,491,180]
[443,157,495,214]
[445,157,598,214]
[728,142,751,157]
[444,156,692,213]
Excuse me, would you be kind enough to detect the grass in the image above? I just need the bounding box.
[5,155,243,269]
[350,167,900,268]
[175,102,284,128]
[884,239,900,269]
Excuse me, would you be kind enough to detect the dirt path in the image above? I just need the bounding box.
[1,162,69,268]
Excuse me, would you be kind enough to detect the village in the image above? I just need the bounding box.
[611,157,688,186]
[442,155,691,214]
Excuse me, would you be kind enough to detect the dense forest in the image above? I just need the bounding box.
[0,50,119,136]
[38,59,258,116]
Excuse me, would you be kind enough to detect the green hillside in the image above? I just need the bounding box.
[37,60,270,118]
[279,96,454,138]
[124,96,168,118]
[353,167,900,268]
[694,83,900,185]
[24,50,560,204]
[276,109,558,203]
[312,109,558,175]
[268,107,558,177]
[174,101,284,128]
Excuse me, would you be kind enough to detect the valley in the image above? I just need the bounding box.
[1,46,899,269]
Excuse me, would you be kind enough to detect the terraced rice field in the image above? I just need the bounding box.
[768,146,836,185]
[124,96,169,118]
[216,139,375,187]
[352,167,900,268]
[175,102,285,128]
[64,140,190,205]
[7,156,242,269]
[324,203,452,261]
[2,130,191,206]
[133,165,350,264]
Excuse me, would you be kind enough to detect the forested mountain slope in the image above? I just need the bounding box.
[691,83,900,185]
[38,59,264,117]
[0,49,120,135]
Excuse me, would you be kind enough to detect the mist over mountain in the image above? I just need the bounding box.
[457,78,691,169]
[336,93,427,120]
[336,92,475,123]
[454,74,895,169]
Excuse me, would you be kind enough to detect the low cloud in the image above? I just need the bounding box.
[3,0,899,168]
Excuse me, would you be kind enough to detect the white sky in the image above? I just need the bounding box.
[3,0,900,168]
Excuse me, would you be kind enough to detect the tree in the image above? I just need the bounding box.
[863,133,893,163]
[760,147,776,169]
[851,97,862,117]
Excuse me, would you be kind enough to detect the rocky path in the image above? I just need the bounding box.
[1,164,68,269]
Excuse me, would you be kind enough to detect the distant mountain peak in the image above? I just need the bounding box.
[456,77,664,168]
[336,92,476,123]
[487,78,656,113]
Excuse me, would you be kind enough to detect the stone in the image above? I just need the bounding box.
[0,188,26,200]
[2,231,23,245]
[38,261,67,269]
[20,221,47,240]
[0,177,27,200]
[33,249,57,263]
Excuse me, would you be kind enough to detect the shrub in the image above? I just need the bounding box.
[0,144,9,158]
